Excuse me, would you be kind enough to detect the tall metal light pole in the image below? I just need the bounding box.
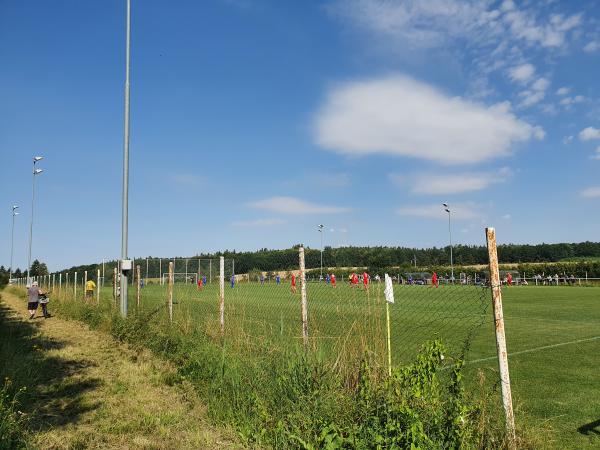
[442,203,454,283]
[120,0,132,317]
[27,157,44,285]
[9,205,19,281]
[318,224,324,279]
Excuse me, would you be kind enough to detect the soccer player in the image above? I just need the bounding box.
[276,275,281,285]
[230,275,235,288]
[331,273,336,288]
[351,272,359,288]
[203,275,207,285]
[507,272,513,286]
[291,273,297,294]
[363,271,369,290]
[197,277,203,290]
[431,272,439,288]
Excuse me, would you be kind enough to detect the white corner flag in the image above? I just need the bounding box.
[384,273,394,304]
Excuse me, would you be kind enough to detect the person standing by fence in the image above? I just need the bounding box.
[85,278,96,299]
[27,281,45,319]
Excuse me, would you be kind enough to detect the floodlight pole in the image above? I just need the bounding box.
[443,203,454,283]
[9,205,19,281]
[318,224,324,279]
[120,0,132,317]
[27,158,43,285]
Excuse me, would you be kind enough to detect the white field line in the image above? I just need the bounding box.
[467,335,600,365]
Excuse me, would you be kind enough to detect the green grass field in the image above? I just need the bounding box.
[61,281,599,448]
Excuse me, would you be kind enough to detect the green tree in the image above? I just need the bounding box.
[29,259,49,277]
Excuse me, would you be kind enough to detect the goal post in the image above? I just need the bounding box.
[162,273,198,284]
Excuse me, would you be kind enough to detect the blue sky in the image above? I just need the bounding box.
[1,0,599,271]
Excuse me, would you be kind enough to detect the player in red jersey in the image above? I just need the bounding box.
[431,272,438,288]
[506,272,513,286]
[291,273,297,294]
[331,273,336,288]
[363,271,369,290]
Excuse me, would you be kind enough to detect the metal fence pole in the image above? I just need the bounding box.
[113,267,118,303]
[136,264,141,308]
[96,269,101,305]
[74,272,78,299]
[299,247,308,349]
[84,271,88,301]
[486,227,516,447]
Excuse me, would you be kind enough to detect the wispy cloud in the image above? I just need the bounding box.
[315,75,543,165]
[517,76,550,108]
[171,173,204,186]
[397,202,482,220]
[583,40,600,53]
[231,218,286,227]
[404,168,512,195]
[579,127,600,141]
[246,196,351,215]
[509,63,535,83]
[556,86,571,96]
[591,147,600,161]
[310,172,351,188]
[581,187,600,198]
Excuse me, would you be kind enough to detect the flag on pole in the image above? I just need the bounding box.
[384,273,394,304]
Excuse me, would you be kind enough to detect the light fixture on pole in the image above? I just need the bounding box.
[318,224,325,280]
[9,205,19,282]
[120,0,132,317]
[442,203,454,283]
[27,157,44,286]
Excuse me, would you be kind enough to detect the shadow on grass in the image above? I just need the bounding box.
[0,301,101,433]
[578,418,600,436]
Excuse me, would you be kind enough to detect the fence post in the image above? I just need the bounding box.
[168,261,173,323]
[299,247,309,349]
[74,272,78,299]
[84,271,88,301]
[113,267,118,303]
[59,273,62,295]
[96,269,101,305]
[136,264,141,308]
[485,227,516,447]
[219,256,225,335]
[159,258,162,284]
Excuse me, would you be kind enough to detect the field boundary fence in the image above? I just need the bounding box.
[12,229,529,442]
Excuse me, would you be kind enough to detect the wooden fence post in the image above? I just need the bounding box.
[168,262,173,323]
[113,267,118,304]
[486,227,516,447]
[84,271,88,301]
[299,247,308,349]
[136,265,141,308]
[219,256,225,335]
[74,272,78,299]
[96,269,101,305]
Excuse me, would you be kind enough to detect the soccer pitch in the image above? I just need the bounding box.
[100,282,599,448]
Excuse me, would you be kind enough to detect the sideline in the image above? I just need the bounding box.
[466,335,600,365]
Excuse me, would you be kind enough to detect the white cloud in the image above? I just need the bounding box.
[231,218,286,227]
[314,75,543,165]
[502,214,511,220]
[531,77,550,91]
[592,147,600,160]
[403,168,511,195]
[579,127,600,141]
[581,187,600,198]
[509,63,536,83]
[562,135,573,144]
[556,86,571,96]
[397,202,482,220]
[583,41,600,53]
[246,196,350,214]
[310,172,351,188]
[329,0,582,50]
[559,95,585,106]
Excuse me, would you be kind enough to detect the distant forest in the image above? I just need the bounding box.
[48,241,600,279]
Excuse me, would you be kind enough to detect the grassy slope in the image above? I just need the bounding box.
[0,290,240,450]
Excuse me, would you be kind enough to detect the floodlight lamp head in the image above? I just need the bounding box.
[34,169,43,175]
[14,212,19,216]
[445,208,450,213]
[33,156,44,162]
[12,205,18,210]
[442,203,448,207]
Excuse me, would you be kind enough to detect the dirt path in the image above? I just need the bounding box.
[1,290,240,449]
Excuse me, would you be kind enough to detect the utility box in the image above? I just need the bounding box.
[121,259,133,271]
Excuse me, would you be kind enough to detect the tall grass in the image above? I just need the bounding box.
[7,286,515,448]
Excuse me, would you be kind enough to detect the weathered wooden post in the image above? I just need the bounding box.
[168,261,173,323]
[136,264,141,308]
[299,247,308,349]
[219,256,225,335]
[486,227,516,447]
[96,269,101,306]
